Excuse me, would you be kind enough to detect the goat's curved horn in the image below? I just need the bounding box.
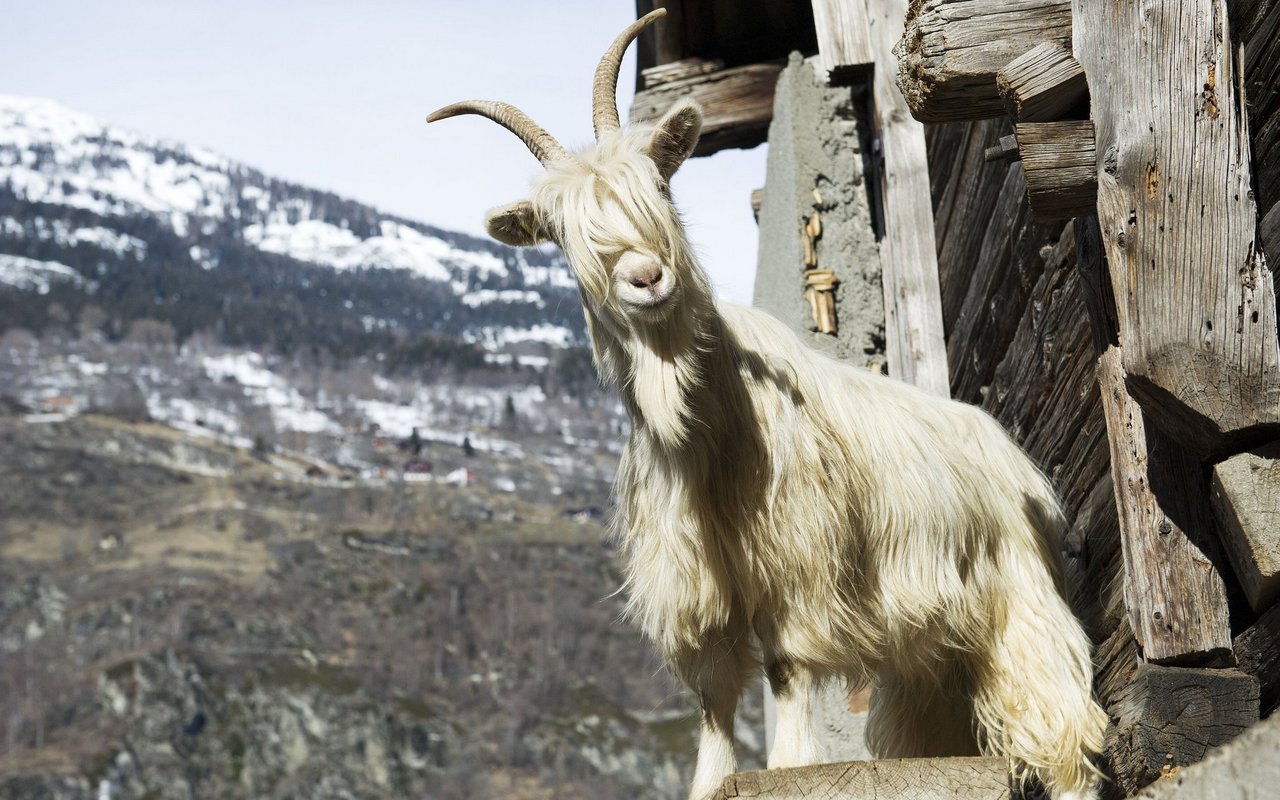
[427,101,570,166]
[592,8,667,139]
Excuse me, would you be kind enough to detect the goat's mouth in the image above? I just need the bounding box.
[618,281,676,314]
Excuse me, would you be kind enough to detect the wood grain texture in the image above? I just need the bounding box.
[717,757,1010,799]
[629,62,783,156]
[1241,0,1279,221]
[996,41,1087,122]
[869,0,950,396]
[1072,0,1280,456]
[811,0,874,83]
[1233,601,1280,715]
[896,0,1072,122]
[1015,121,1097,221]
[1096,347,1233,665]
[1210,440,1280,611]
[1105,664,1259,796]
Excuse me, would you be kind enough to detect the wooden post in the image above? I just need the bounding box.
[810,0,874,83]
[1096,347,1232,664]
[896,0,1072,123]
[868,0,950,397]
[996,41,1087,122]
[1072,0,1280,456]
[1210,441,1280,612]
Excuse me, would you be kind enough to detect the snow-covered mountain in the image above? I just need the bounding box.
[0,95,584,358]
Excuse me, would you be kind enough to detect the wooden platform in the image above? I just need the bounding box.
[716,757,1010,799]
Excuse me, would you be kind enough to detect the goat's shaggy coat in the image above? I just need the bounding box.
[428,11,1108,799]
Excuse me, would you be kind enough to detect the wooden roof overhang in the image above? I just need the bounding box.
[628,0,819,156]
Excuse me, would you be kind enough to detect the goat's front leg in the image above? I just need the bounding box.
[765,658,822,768]
[672,627,754,800]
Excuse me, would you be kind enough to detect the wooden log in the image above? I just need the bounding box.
[641,58,725,88]
[868,0,950,397]
[1234,601,1280,716]
[996,41,1087,122]
[716,757,1011,799]
[1072,0,1280,457]
[629,61,784,157]
[1105,664,1259,796]
[1096,347,1233,665]
[1015,121,1097,221]
[1210,441,1280,612]
[895,0,1072,123]
[810,0,874,84]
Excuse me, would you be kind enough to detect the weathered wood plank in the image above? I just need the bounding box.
[996,41,1087,122]
[1096,347,1233,664]
[1230,0,1280,42]
[717,757,1010,799]
[1015,120,1097,221]
[1072,0,1280,456]
[1262,204,1280,266]
[1234,601,1280,716]
[1105,664,1259,796]
[629,62,784,156]
[810,0,874,83]
[926,119,1011,334]
[868,0,950,396]
[896,0,1072,122]
[1242,0,1280,224]
[1210,441,1280,611]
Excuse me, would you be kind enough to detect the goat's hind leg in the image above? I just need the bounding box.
[673,626,755,800]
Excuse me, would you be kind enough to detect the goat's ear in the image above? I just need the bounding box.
[485,200,548,247]
[645,98,702,181]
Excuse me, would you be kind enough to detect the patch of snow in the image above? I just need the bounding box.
[0,254,83,293]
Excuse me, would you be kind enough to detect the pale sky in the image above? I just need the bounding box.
[1,1,765,304]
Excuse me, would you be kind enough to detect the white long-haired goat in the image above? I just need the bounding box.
[429,10,1108,799]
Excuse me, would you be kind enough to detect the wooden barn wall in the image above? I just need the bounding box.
[925,119,1126,668]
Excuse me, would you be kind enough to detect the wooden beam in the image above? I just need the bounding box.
[810,0,874,84]
[1072,0,1280,457]
[1234,601,1280,716]
[716,757,1010,799]
[1105,664,1259,796]
[629,62,784,157]
[1097,347,1232,665]
[869,0,950,397]
[1015,121,1097,221]
[996,41,1087,122]
[896,0,1072,123]
[1210,441,1280,612]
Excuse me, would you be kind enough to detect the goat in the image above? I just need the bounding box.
[428,10,1108,800]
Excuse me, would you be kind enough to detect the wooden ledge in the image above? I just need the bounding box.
[717,756,1010,799]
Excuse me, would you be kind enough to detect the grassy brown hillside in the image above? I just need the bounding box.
[0,413,764,800]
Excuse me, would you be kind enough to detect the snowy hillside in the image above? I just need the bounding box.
[0,95,583,356]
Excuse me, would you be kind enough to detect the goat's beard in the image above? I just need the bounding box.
[624,306,707,449]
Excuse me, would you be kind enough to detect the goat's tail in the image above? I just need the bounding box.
[970,478,1109,800]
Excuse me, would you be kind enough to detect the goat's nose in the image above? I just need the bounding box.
[629,267,663,289]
